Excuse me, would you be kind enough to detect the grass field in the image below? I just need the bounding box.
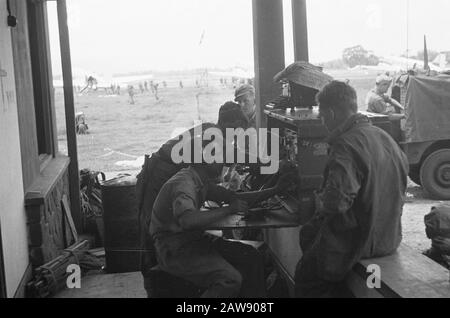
[55,82,235,172]
[54,70,379,172]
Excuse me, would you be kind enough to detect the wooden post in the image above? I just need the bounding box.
[0,222,6,298]
[57,0,81,232]
[252,0,285,129]
[292,0,309,62]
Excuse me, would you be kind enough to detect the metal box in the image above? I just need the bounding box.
[100,175,140,273]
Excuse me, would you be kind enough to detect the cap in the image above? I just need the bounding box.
[273,61,333,90]
[234,84,255,101]
[218,101,249,129]
[376,74,392,84]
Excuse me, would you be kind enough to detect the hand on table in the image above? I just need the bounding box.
[229,198,248,215]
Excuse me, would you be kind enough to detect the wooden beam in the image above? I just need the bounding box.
[0,221,6,298]
[292,0,309,62]
[252,0,285,129]
[61,194,78,246]
[10,0,40,191]
[57,0,81,232]
[27,0,56,157]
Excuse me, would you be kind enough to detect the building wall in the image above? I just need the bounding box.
[0,0,30,297]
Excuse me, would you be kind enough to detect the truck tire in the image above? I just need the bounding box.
[409,164,421,186]
[420,149,450,200]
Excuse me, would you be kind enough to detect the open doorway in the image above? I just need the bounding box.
[46,0,255,175]
[0,224,7,298]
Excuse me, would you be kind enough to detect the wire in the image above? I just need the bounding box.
[406,0,409,67]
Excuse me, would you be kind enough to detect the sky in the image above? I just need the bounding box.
[47,0,450,75]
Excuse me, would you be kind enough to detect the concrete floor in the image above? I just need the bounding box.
[56,176,446,298]
[54,272,146,298]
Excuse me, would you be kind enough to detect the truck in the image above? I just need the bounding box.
[394,74,450,200]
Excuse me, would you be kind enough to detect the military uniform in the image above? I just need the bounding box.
[136,122,217,275]
[366,89,397,115]
[151,167,266,298]
[295,114,409,297]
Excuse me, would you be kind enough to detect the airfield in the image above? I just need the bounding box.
[53,69,447,259]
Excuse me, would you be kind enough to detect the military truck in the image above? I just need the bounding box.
[396,74,450,200]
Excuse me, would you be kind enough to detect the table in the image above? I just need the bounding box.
[202,207,301,231]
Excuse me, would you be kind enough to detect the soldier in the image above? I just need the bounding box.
[366,75,405,120]
[153,83,159,100]
[295,81,408,297]
[137,102,249,295]
[234,84,256,128]
[128,85,135,104]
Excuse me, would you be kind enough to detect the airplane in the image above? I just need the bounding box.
[53,67,154,94]
[351,36,449,74]
[209,67,254,80]
[379,55,445,72]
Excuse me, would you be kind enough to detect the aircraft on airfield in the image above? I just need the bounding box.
[351,36,450,74]
[378,54,447,72]
[53,67,154,94]
[209,67,254,83]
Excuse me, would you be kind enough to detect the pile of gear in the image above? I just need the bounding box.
[80,169,105,243]
[75,112,89,134]
[423,204,450,269]
[26,240,104,298]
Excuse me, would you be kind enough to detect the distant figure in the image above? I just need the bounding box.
[150,80,155,94]
[116,85,121,95]
[153,83,159,100]
[75,112,89,134]
[80,76,97,93]
[144,81,149,92]
[139,82,144,94]
[110,84,115,95]
[128,85,135,104]
[163,81,167,88]
[366,75,405,121]
[179,80,183,89]
[234,84,256,127]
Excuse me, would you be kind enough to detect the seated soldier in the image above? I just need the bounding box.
[150,154,293,298]
[295,81,408,297]
[366,75,405,121]
[137,102,250,289]
[234,84,256,128]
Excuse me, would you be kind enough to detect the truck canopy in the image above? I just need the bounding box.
[405,75,450,143]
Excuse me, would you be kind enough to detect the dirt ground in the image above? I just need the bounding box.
[403,181,448,253]
[54,70,449,254]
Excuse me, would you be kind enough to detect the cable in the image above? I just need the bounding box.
[6,0,17,27]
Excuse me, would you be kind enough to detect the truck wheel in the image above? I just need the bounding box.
[409,164,421,186]
[420,149,450,200]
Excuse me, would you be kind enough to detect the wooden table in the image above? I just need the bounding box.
[202,207,301,231]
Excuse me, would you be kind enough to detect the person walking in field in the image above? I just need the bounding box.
[128,85,135,104]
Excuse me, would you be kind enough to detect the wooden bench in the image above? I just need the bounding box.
[346,244,450,298]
